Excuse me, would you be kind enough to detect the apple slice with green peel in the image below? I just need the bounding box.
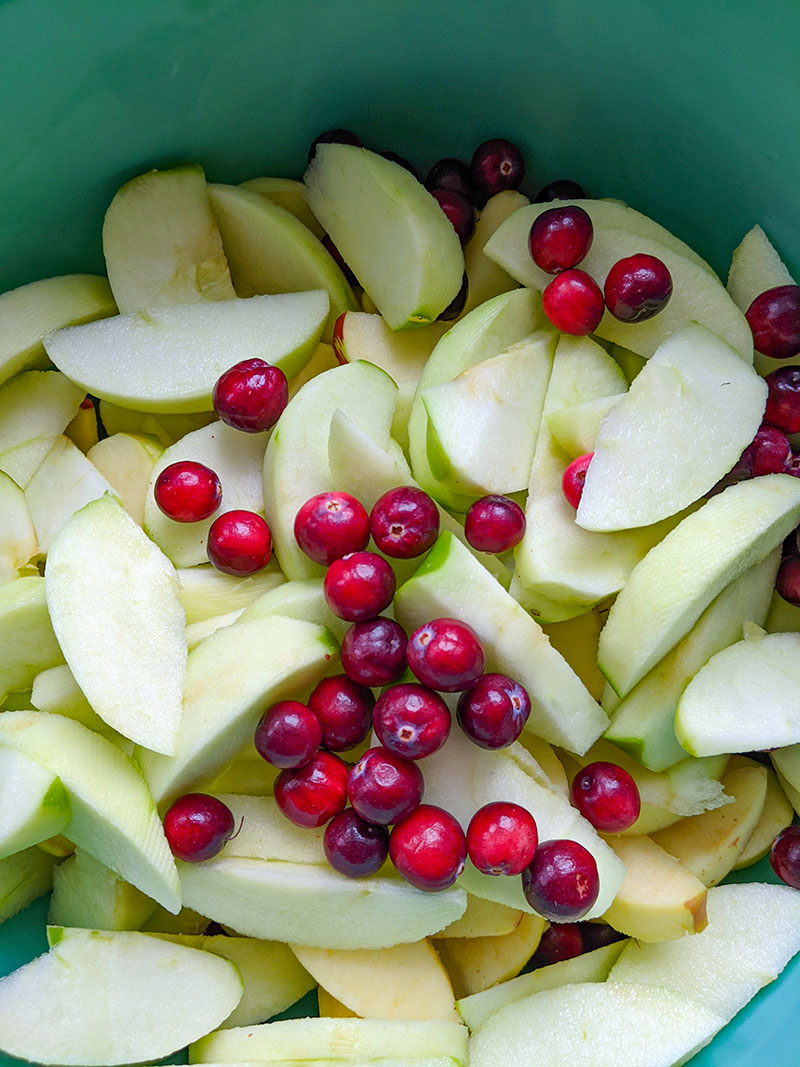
[177,562,284,625]
[98,401,216,447]
[733,765,794,869]
[304,144,464,330]
[434,913,545,999]
[438,896,523,939]
[771,744,800,816]
[214,794,326,866]
[45,290,329,413]
[48,847,157,931]
[332,309,448,385]
[0,576,63,702]
[241,175,326,237]
[598,474,800,697]
[0,846,58,924]
[0,745,70,857]
[0,471,38,582]
[185,609,243,648]
[462,190,528,315]
[87,432,163,526]
[507,576,589,625]
[0,369,85,455]
[102,163,236,312]
[545,393,622,458]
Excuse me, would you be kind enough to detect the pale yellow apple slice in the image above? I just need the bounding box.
[213,794,326,866]
[176,562,284,626]
[438,895,523,939]
[98,401,215,448]
[733,765,794,869]
[0,576,63,702]
[545,393,622,457]
[0,435,60,490]
[237,576,347,641]
[434,913,545,998]
[0,369,85,455]
[48,847,156,931]
[0,745,70,858]
[318,987,359,1017]
[541,609,606,702]
[766,588,800,632]
[184,610,242,648]
[462,190,528,314]
[241,175,326,237]
[0,846,58,924]
[0,471,37,582]
[333,309,448,385]
[771,744,800,816]
[64,396,99,452]
[87,432,163,527]
[30,663,119,738]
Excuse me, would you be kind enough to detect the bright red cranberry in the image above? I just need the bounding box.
[347,746,424,826]
[529,206,594,274]
[207,510,272,575]
[340,616,408,686]
[604,254,673,323]
[154,461,222,523]
[438,273,470,321]
[321,235,358,287]
[390,804,467,891]
[373,683,451,760]
[562,452,593,509]
[308,128,362,163]
[323,551,396,622]
[748,424,792,475]
[254,700,321,769]
[464,495,526,553]
[380,150,417,177]
[746,285,800,359]
[457,673,531,749]
[323,809,389,877]
[212,358,288,433]
[466,801,538,876]
[770,825,800,888]
[570,761,641,832]
[424,158,479,204]
[307,674,374,751]
[431,188,475,245]
[534,178,586,203]
[163,793,235,863]
[776,554,800,606]
[294,491,370,566]
[407,618,485,693]
[274,750,349,828]
[542,269,605,335]
[370,486,440,559]
[470,139,525,200]
[528,922,584,967]
[765,366,800,433]
[522,839,600,921]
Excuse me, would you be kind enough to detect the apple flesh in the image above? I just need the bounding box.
[87,432,163,527]
[434,912,546,998]
[48,847,156,931]
[0,576,63,702]
[438,895,523,939]
[0,846,58,923]
[98,401,215,448]
[176,562,284,625]
[733,764,794,869]
[771,744,800,816]
[0,369,85,456]
[462,190,529,315]
[0,745,70,858]
[30,662,125,740]
[0,471,38,582]
[240,175,326,237]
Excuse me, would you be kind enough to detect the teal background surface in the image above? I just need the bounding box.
[0,0,799,1063]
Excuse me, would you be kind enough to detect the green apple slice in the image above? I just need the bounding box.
[98,401,216,447]
[598,474,800,697]
[87,432,163,527]
[332,309,448,385]
[0,435,59,490]
[215,793,326,865]
[0,576,63,702]
[727,223,795,314]
[766,589,800,632]
[176,562,284,625]
[238,577,347,642]
[0,369,85,455]
[31,663,119,738]
[48,848,156,931]
[0,745,70,857]
[544,393,622,458]
[0,471,37,582]
[0,846,58,923]
[462,189,528,315]
[102,163,235,312]
[610,342,648,383]
[304,144,463,329]
[241,175,326,237]
[44,290,329,413]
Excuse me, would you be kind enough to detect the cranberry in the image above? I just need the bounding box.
[323,551,396,622]
[207,510,272,575]
[457,673,531,749]
[212,358,288,433]
[323,809,389,877]
[154,461,222,523]
[369,486,440,559]
[604,254,673,323]
[163,793,235,863]
[294,491,370,566]
[466,801,538,876]
[746,285,800,359]
[274,750,349,828]
[464,495,526,553]
[522,839,600,921]
[373,683,451,760]
[321,235,358,287]
[307,674,374,751]
[380,150,417,177]
[570,761,641,832]
[438,273,470,321]
[748,424,792,475]
[431,188,475,245]
[765,366,800,434]
[770,825,800,888]
[528,923,584,968]
[786,454,800,479]
[308,128,362,163]
[253,700,321,769]
[534,179,586,203]
[407,618,485,693]
[562,452,593,508]
[529,206,594,274]
[390,804,467,891]
[776,554,800,606]
[340,616,408,686]
[578,921,626,952]
[348,746,424,826]
[542,269,605,335]
[470,138,525,200]
[424,158,479,204]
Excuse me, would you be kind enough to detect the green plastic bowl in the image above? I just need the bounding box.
[0,1,798,1064]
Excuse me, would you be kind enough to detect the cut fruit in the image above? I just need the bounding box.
[0,471,38,582]
[240,175,326,238]
[98,402,215,448]
[238,576,347,642]
[332,309,448,386]
[733,765,794,869]
[0,369,85,455]
[87,432,163,527]
[541,610,606,702]
[64,398,99,453]
[771,745,800,817]
[318,986,360,1018]
[177,562,284,625]
[0,745,70,857]
[214,794,326,866]
[48,848,156,931]
[545,393,621,458]
[434,912,545,998]
[0,846,58,923]
[0,435,59,491]
[462,190,528,315]
[0,576,63,702]
[31,663,113,737]
[438,895,523,939]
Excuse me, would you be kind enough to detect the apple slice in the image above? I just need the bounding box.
[0,369,85,455]
[462,190,528,315]
[44,290,329,413]
[214,794,326,866]
[541,610,606,702]
[176,562,284,625]
[238,576,348,641]
[241,175,326,237]
[438,896,523,939]
[98,401,215,448]
[64,396,99,452]
[30,663,121,739]
[0,576,63,702]
[771,744,800,816]
[86,432,162,527]
[0,435,59,490]
[434,913,545,998]
[318,987,359,1018]
[0,745,70,857]
[0,471,37,582]
[545,393,621,458]
[733,765,794,869]
[332,309,448,385]
[0,846,58,924]
[48,847,156,931]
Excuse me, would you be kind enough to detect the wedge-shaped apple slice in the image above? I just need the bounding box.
[771,744,800,816]
[0,576,63,701]
[462,190,528,315]
[545,393,621,458]
[439,895,523,939]
[177,562,284,625]
[98,401,216,448]
[0,846,58,923]
[304,144,464,330]
[0,745,70,857]
[434,913,545,998]
[541,609,606,702]
[0,471,37,582]
[0,369,85,455]
[332,309,447,385]
[30,662,119,737]
[238,576,348,641]
[87,432,162,526]
[318,987,359,1018]
[65,395,99,452]
[241,175,325,237]
[766,587,800,632]
[733,765,795,869]
[214,794,326,865]
[48,847,156,931]
[203,753,279,799]
[598,474,800,697]
[0,435,59,490]
[44,290,328,413]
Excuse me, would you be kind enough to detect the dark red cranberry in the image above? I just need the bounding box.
[529,206,594,274]
[431,189,475,245]
[347,746,424,826]
[390,804,467,891]
[776,554,800,606]
[577,921,626,952]
[373,683,451,760]
[604,254,673,323]
[323,809,389,877]
[542,270,605,335]
[748,424,792,475]
[783,528,800,558]
[370,486,440,559]
[746,285,800,359]
[254,700,321,769]
[207,510,272,575]
[570,761,641,832]
[528,923,584,968]
[562,453,594,509]
[466,801,538,876]
[212,358,289,433]
[534,179,586,203]
[457,673,531,749]
[274,750,349,828]
[308,128,362,163]
[407,618,485,692]
[765,366,800,433]
[470,138,525,200]
[770,825,800,888]
[294,491,370,566]
[323,551,396,622]
[163,793,235,863]
[340,616,408,686]
[380,150,418,177]
[464,495,526,553]
[522,839,600,921]
[321,235,358,287]
[438,273,469,321]
[154,461,222,523]
[424,158,478,204]
[307,674,374,751]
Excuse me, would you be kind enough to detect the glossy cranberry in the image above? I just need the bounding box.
[464,495,526,553]
[321,235,358,286]
[746,285,800,359]
[562,452,593,509]
[340,616,408,686]
[347,746,424,826]
[457,673,531,749]
[323,809,389,877]
[431,188,475,245]
[776,555,800,606]
[522,839,600,921]
[529,206,593,274]
[604,254,672,323]
[308,128,362,163]
[212,358,289,433]
[370,486,440,559]
[390,804,467,891]
[154,461,222,523]
[438,273,470,321]
[307,674,374,751]
[542,269,604,335]
[323,551,396,622]
[373,683,451,760]
[534,179,586,203]
[747,424,792,475]
[770,824,800,888]
[294,491,370,566]
[570,761,641,832]
[424,158,478,204]
[207,510,272,575]
[254,700,321,769]
[765,366,800,433]
[274,750,349,828]
[407,618,485,692]
[163,793,235,863]
[466,801,538,876]
[470,138,525,200]
[380,150,418,177]
[528,923,584,968]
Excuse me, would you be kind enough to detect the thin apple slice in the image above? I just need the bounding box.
[0,471,37,582]
[434,913,545,998]
[462,190,528,315]
[176,562,284,625]
[48,847,156,931]
[0,576,63,702]
[0,435,59,490]
[772,744,800,816]
[31,662,122,739]
[733,765,794,869]
[214,793,326,865]
[545,393,621,457]
[0,745,70,857]
[238,576,347,641]
[0,369,85,455]
[438,896,523,939]
[64,396,99,452]
[541,609,606,702]
[318,986,359,1017]
[98,401,215,447]
[241,175,326,237]
[0,846,58,923]
[87,432,163,526]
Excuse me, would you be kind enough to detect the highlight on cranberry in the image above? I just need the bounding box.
[746,284,800,359]
[323,808,389,878]
[457,672,531,749]
[347,746,424,826]
[373,682,452,761]
[206,509,272,575]
[424,157,479,204]
[212,357,288,433]
[470,138,525,200]
[770,825,800,889]
[431,188,475,245]
[369,485,440,559]
[534,178,586,202]
[254,699,321,769]
[529,205,594,274]
[274,750,349,828]
[464,494,526,554]
[162,793,235,863]
[154,460,222,523]
[466,801,538,876]
[765,366,800,434]
[340,615,408,686]
[307,674,374,751]
[323,550,396,622]
[604,253,673,323]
